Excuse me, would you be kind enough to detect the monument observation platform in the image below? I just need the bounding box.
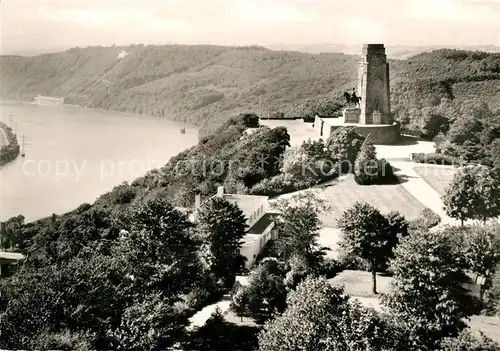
[315,43,400,145]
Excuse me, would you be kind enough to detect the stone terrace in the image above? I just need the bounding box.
[259,119,318,147]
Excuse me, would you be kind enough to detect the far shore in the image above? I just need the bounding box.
[0,98,198,130]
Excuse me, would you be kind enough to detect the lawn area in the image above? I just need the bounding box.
[413,165,457,196]
[226,270,500,343]
[328,269,389,313]
[328,270,500,343]
[469,315,500,343]
[329,270,392,299]
[319,175,425,228]
[224,309,261,327]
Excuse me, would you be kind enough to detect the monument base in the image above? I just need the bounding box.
[342,108,361,123]
[349,123,400,145]
[318,117,400,145]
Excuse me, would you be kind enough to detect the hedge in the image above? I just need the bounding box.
[411,153,458,165]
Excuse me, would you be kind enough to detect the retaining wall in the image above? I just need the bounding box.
[325,122,400,145]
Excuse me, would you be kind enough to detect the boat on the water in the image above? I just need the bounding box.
[180,116,187,134]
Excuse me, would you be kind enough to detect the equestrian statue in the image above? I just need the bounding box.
[343,88,361,108]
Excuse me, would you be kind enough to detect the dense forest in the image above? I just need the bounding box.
[3,112,499,350]
[2,45,499,137]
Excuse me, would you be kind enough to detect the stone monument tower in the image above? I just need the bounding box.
[320,43,399,144]
[357,44,392,125]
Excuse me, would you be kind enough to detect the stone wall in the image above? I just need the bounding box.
[326,123,400,145]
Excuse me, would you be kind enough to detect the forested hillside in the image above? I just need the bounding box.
[1,45,500,136]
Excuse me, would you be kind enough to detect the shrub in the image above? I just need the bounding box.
[411,152,458,165]
[482,267,500,317]
[269,112,285,119]
[231,260,288,319]
[337,247,371,271]
[250,168,338,197]
[240,113,260,128]
[31,330,94,350]
[441,329,500,350]
[255,240,280,264]
[194,92,224,109]
[250,174,314,197]
[284,255,313,289]
[183,284,225,314]
[354,159,398,185]
[353,136,398,185]
[421,208,441,227]
[316,257,344,279]
[111,182,138,204]
[409,208,441,230]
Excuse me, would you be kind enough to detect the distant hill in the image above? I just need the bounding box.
[265,44,500,59]
[1,44,499,136]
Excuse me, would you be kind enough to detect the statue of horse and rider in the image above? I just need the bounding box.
[344,88,361,108]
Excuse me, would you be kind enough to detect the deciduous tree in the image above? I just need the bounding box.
[443,165,500,225]
[460,224,500,278]
[231,258,287,320]
[197,197,248,288]
[258,276,401,351]
[383,229,476,350]
[273,191,329,263]
[119,198,202,296]
[337,202,390,294]
[114,292,188,351]
[325,127,365,173]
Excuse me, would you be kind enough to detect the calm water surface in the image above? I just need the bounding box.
[0,101,198,222]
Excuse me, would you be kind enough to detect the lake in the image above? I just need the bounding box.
[0,101,198,222]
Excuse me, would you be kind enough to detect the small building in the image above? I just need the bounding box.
[192,186,277,269]
[117,50,130,59]
[0,251,24,278]
[463,271,488,298]
[34,95,65,106]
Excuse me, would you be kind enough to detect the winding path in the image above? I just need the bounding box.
[187,299,231,330]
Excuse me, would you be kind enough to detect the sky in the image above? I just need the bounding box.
[1,0,499,54]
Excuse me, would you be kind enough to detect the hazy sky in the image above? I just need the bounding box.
[1,0,499,54]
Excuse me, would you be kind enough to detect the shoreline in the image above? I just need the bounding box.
[0,122,20,166]
[0,98,198,130]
